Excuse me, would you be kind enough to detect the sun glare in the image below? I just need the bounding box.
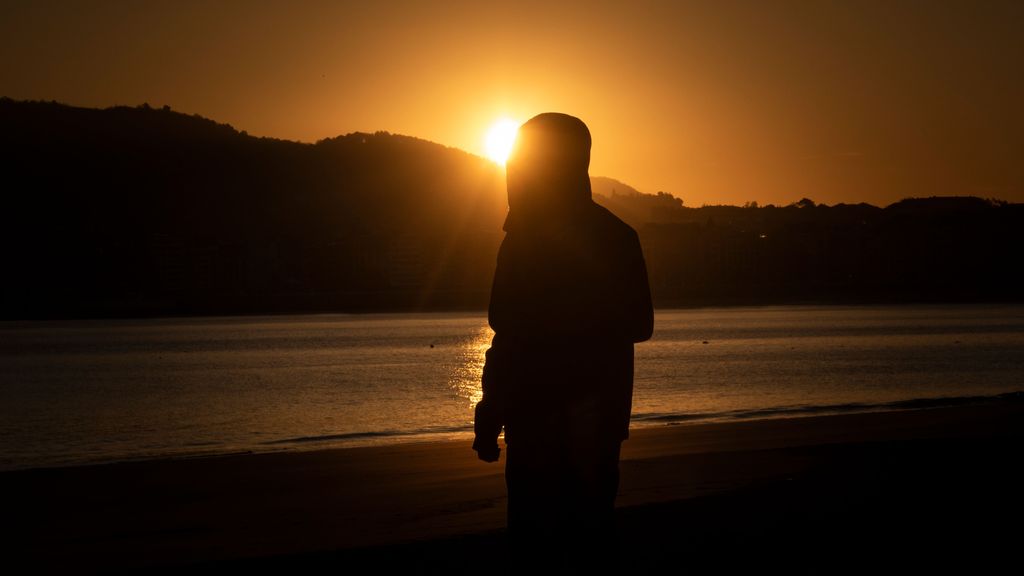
[484,118,520,165]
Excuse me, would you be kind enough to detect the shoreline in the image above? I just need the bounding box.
[7,401,1024,572]
[5,390,1021,474]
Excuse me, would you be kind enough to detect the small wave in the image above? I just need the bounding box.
[631,391,1024,426]
[273,392,1024,446]
[262,424,474,446]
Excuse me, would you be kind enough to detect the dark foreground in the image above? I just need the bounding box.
[6,400,1023,574]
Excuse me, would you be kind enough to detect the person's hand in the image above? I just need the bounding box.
[474,443,501,463]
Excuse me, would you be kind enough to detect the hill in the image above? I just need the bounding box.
[1,98,1021,318]
[1,99,509,317]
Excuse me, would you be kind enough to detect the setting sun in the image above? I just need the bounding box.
[484,118,520,165]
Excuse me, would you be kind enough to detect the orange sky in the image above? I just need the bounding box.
[2,0,1021,206]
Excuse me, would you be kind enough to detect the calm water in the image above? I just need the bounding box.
[1,305,1022,470]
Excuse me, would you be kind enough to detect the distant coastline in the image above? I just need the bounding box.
[2,99,1022,320]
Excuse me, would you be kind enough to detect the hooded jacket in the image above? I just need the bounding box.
[473,113,654,451]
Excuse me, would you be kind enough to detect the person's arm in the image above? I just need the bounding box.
[615,229,653,441]
[625,229,655,343]
[472,238,512,462]
[472,333,507,462]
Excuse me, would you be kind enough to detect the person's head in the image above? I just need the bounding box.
[506,113,592,218]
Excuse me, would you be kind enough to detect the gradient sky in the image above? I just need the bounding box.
[2,0,1021,206]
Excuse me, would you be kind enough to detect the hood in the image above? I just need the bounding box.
[504,113,593,231]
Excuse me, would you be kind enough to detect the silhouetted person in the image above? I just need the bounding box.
[472,113,654,573]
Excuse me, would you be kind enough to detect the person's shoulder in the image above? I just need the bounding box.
[588,201,640,242]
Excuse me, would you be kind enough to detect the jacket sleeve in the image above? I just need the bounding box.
[625,229,655,343]
[473,238,512,451]
[473,333,507,451]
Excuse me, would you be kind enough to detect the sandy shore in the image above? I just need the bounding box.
[6,400,1023,574]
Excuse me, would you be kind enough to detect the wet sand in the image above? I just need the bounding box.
[6,400,1023,574]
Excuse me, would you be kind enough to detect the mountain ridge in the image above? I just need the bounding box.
[1,98,1021,318]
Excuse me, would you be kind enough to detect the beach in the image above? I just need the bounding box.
[7,399,1022,574]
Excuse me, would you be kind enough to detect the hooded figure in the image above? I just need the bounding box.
[472,113,654,571]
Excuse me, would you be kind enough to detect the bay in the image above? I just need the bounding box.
[1,304,1022,470]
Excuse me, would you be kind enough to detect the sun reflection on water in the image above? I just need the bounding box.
[448,325,493,406]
